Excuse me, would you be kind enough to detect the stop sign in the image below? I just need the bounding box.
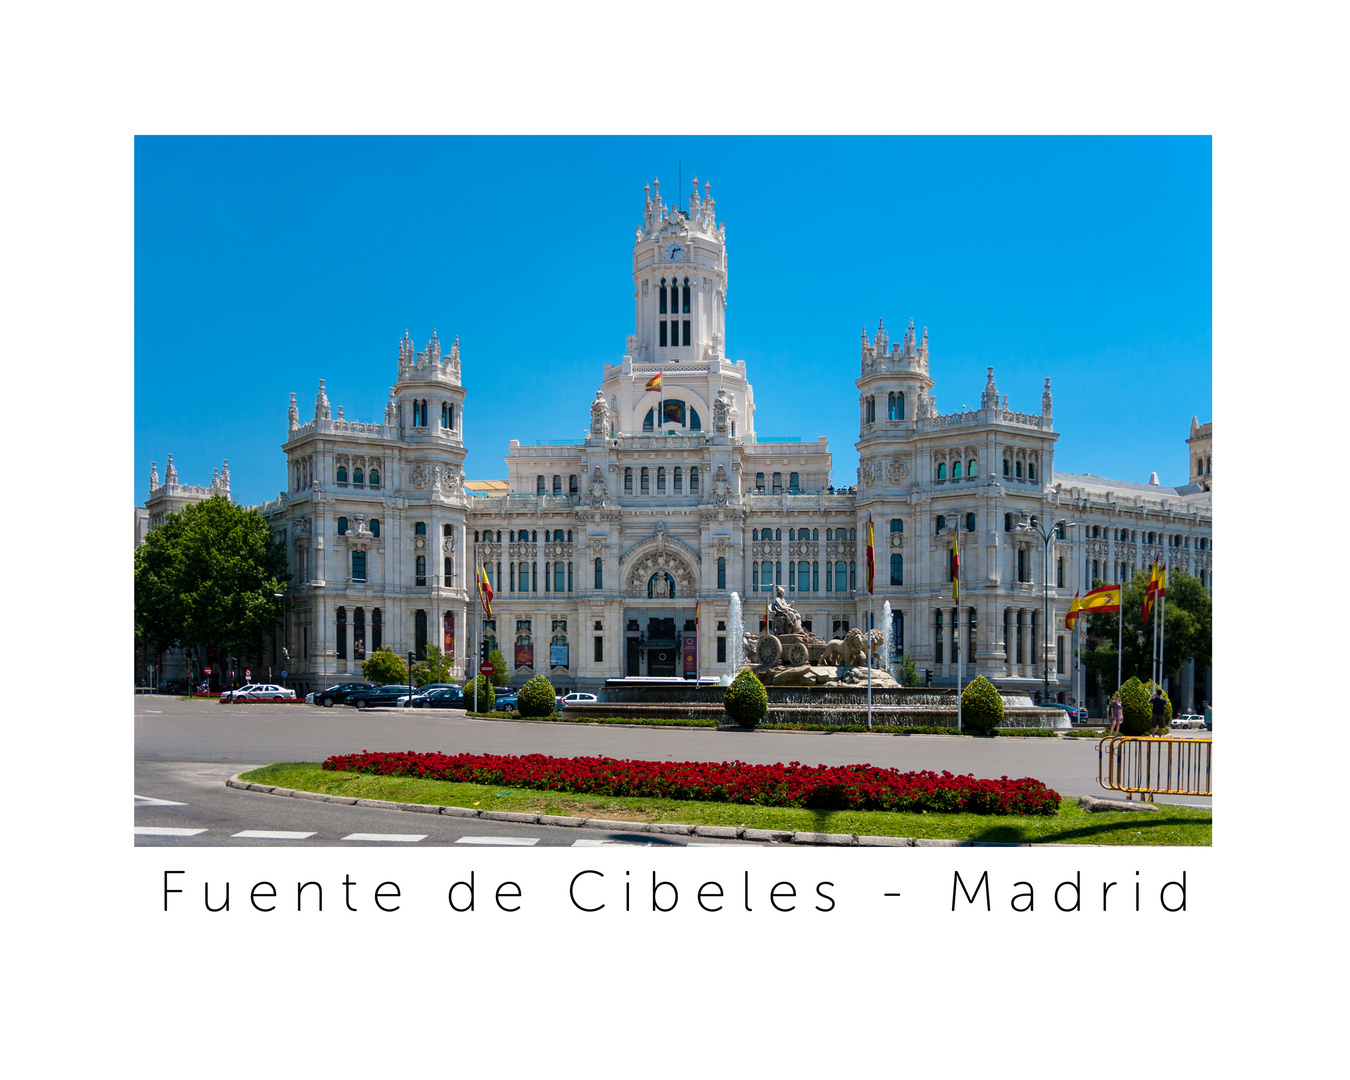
[479,662,494,675]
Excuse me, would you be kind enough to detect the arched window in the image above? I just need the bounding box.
[936,463,946,480]
[353,467,363,484]
[689,407,701,431]
[569,475,578,494]
[1003,459,1010,477]
[952,460,962,479]
[673,466,682,492]
[775,529,782,541]
[1015,461,1023,479]
[657,467,666,493]
[640,467,650,493]
[537,475,546,494]
[643,408,655,432]
[812,561,819,590]
[368,468,380,487]
[689,467,699,492]
[336,465,348,483]
[968,458,977,477]
[337,516,348,535]
[752,529,759,542]
[789,472,799,493]
[1028,461,1037,481]
[1197,457,1204,475]
[370,519,380,538]
[850,561,857,591]
[890,553,903,586]
[849,528,856,541]
[553,475,562,494]
[624,468,633,493]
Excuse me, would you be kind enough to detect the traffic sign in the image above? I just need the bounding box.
[204,666,212,675]
[281,670,287,678]
[479,662,494,675]
[245,669,251,678]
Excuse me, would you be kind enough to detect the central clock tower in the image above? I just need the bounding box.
[630,176,728,364]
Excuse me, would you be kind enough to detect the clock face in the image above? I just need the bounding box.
[664,242,685,262]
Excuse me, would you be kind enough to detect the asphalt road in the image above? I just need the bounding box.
[134,697,1212,846]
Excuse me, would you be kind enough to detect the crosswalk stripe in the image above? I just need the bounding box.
[571,838,652,846]
[232,830,316,840]
[341,833,426,842]
[135,827,207,837]
[135,795,187,807]
[454,836,539,846]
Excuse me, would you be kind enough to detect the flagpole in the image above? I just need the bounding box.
[1116,583,1123,696]
[473,542,480,713]
[1159,566,1167,695]
[955,527,962,734]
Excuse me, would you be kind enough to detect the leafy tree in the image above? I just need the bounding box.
[1082,568,1211,687]
[487,647,510,687]
[517,674,557,717]
[134,496,288,667]
[411,642,455,686]
[464,674,495,712]
[362,646,407,686]
[895,653,920,688]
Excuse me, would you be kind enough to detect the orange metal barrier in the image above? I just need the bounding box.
[1098,736,1212,801]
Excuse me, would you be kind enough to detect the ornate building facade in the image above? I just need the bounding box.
[145,178,1213,709]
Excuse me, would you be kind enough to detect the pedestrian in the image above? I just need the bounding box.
[1108,691,1123,734]
[1150,686,1168,736]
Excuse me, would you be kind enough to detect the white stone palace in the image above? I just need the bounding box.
[139,178,1213,709]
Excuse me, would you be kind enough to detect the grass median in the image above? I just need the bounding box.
[238,762,1212,846]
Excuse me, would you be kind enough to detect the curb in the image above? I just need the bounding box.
[224,775,1068,847]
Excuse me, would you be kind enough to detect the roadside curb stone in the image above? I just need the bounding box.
[692,825,743,840]
[538,814,585,827]
[791,831,853,846]
[652,822,695,835]
[583,818,652,832]
[481,810,540,824]
[857,834,913,847]
[742,828,794,843]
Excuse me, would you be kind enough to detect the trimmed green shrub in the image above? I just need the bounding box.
[960,675,1004,735]
[723,668,768,728]
[1117,677,1172,735]
[464,674,495,712]
[517,674,557,718]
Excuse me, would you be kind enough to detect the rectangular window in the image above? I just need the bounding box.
[689,468,699,492]
[519,563,529,592]
[718,557,726,590]
[352,551,366,582]
[659,321,668,347]
[673,468,682,492]
[682,319,690,345]
[336,608,346,660]
[789,472,799,494]
[415,555,426,587]
[594,636,603,662]
[935,611,944,664]
[717,636,727,663]
[372,608,382,651]
[890,553,903,586]
[555,562,565,593]
[1056,636,1065,674]
[568,561,573,592]
[797,561,810,593]
[1056,557,1064,588]
[444,556,453,585]
[353,608,365,660]
[595,558,603,590]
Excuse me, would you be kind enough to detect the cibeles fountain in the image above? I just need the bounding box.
[562,588,1062,729]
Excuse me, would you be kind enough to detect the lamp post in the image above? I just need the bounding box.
[1015,515,1077,704]
[273,590,288,689]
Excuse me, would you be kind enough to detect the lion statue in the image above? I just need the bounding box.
[821,638,848,665]
[842,627,885,667]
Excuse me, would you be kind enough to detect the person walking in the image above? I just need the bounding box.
[1150,686,1168,736]
[1108,691,1124,735]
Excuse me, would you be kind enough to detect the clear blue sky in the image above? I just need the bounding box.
[135,136,1211,508]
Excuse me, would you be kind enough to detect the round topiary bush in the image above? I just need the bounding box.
[1118,676,1152,736]
[960,675,1004,735]
[723,668,768,728]
[463,674,495,712]
[517,674,557,718]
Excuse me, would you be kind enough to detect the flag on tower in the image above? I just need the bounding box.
[951,524,960,601]
[866,513,875,595]
[478,565,493,618]
[645,371,663,392]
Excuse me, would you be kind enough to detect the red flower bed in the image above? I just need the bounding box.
[321,751,1060,815]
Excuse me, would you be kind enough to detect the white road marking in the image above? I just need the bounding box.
[572,838,652,847]
[454,836,539,846]
[135,795,187,806]
[341,833,426,842]
[232,830,316,840]
[135,827,207,837]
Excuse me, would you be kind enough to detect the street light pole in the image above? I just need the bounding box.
[1016,515,1077,704]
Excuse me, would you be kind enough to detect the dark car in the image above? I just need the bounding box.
[345,684,414,710]
[410,686,465,709]
[313,682,374,708]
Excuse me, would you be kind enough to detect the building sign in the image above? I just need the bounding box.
[550,643,569,668]
[683,635,697,674]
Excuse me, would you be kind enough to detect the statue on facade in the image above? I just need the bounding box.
[590,390,610,437]
[769,584,803,636]
[713,388,730,434]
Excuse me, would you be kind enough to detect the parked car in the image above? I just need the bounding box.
[312,682,373,708]
[1049,703,1088,724]
[560,692,598,706]
[220,684,296,702]
[344,684,415,710]
[1172,713,1204,729]
[494,691,519,712]
[410,686,465,709]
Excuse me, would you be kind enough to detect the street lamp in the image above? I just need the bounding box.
[273,590,288,689]
[1015,514,1077,704]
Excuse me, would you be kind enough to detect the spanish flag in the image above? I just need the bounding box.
[1142,560,1159,624]
[645,371,663,392]
[478,564,493,617]
[951,524,960,601]
[866,512,875,595]
[695,601,700,628]
[1079,582,1121,614]
[1065,592,1082,630]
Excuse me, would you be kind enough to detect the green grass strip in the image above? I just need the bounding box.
[239,763,1211,846]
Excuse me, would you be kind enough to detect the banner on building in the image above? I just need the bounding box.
[443,612,455,657]
[515,642,534,669]
[550,644,569,668]
[683,635,697,674]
